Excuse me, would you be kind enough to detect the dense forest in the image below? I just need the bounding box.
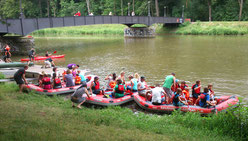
[0,0,248,21]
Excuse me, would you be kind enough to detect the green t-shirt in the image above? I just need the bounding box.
[114,84,126,98]
[163,75,174,88]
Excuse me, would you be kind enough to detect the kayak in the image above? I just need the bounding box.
[20,55,65,62]
[83,91,136,106]
[134,93,239,114]
[0,62,33,68]
[27,75,95,95]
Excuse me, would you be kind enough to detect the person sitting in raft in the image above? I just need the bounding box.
[127,75,138,93]
[45,51,52,57]
[134,73,140,82]
[52,73,62,89]
[71,65,78,78]
[192,80,201,102]
[51,67,60,80]
[71,84,90,109]
[112,79,126,98]
[194,87,216,108]
[173,88,188,106]
[43,58,55,68]
[171,79,180,92]
[138,76,147,97]
[78,70,87,85]
[208,83,217,104]
[65,69,75,87]
[180,81,188,91]
[14,65,28,93]
[145,84,166,105]
[75,74,81,85]
[4,45,12,63]
[181,87,190,101]
[42,73,52,89]
[118,71,125,84]
[90,76,105,95]
[105,73,117,90]
[38,71,45,87]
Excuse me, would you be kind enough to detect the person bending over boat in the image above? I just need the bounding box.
[192,80,201,103]
[138,76,147,97]
[42,74,52,89]
[105,73,117,90]
[90,76,104,95]
[14,65,28,93]
[28,47,35,66]
[180,81,188,91]
[112,79,126,98]
[65,69,75,87]
[146,84,166,105]
[162,73,176,104]
[71,84,90,109]
[194,87,216,108]
[52,73,62,89]
[43,58,55,68]
[173,88,188,106]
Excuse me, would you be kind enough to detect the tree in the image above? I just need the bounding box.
[238,0,243,21]
[155,0,159,16]
[47,0,50,17]
[86,0,90,14]
[208,0,212,21]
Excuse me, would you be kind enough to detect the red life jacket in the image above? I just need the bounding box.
[171,84,179,92]
[180,84,188,91]
[42,77,51,85]
[192,84,200,94]
[54,78,61,86]
[92,81,100,90]
[116,84,124,94]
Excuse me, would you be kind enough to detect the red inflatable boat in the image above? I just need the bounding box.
[20,55,65,61]
[134,94,239,114]
[27,75,95,95]
[83,92,136,106]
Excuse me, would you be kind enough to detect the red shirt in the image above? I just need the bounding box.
[74,12,81,16]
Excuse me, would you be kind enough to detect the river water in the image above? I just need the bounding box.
[16,35,248,102]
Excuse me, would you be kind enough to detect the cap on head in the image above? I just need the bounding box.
[94,76,99,80]
[141,76,145,79]
[171,72,176,76]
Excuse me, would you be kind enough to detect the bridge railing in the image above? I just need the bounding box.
[0,16,183,36]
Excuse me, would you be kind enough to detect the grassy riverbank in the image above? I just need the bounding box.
[174,21,248,35]
[0,83,247,141]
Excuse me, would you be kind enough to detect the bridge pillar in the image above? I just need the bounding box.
[124,27,155,38]
[0,36,34,55]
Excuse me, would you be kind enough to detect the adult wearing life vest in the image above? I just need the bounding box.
[180,81,188,91]
[52,73,62,89]
[90,76,104,95]
[146,84,166,105]
[173,88,188,106]
[75,74,81,85]
[71,84,90,109]
[162,73,176,104]
[42,74,52,89]
[14,65,28,92]
[113,79,126,98]
[192,80,201,102]
[194,87,216,108]
[138,76,147,97]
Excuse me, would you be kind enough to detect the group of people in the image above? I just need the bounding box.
[1,45,12,63]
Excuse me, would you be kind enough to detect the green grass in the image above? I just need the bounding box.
[0,83,247,141]
[174,21,248,35]
[0,72,5,79]
[31,24,128,36]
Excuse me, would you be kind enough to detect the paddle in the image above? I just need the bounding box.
[53,51,57,54]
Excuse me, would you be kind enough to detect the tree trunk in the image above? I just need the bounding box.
[121,0,123,16]
[114,0,116,15]
[238,0,243,21]
[132,0,135,12]
[47,0,50,17]
[155,0,159,17]
[186,0,189,8]
[39,0,42,17]
[208,0,211,21]
[86,0,91,14]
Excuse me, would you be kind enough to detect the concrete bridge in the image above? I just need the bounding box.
[0,16,184,36]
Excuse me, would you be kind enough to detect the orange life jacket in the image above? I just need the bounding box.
[75,76,81,85]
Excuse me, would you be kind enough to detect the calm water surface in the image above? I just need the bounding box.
[20,35,248,102]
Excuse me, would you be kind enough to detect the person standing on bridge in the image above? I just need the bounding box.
[74,11,81,16]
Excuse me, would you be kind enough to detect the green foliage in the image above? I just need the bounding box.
[0,72,4,79]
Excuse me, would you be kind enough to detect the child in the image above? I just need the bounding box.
[173,88,188,106]
[75,74,82,85]
[42,74,52,89]
[192,80,201,102]
[208,83,217,104]
[180,81,188,91]
[195,87,216,108]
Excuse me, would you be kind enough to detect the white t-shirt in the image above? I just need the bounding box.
[151,87,164,103]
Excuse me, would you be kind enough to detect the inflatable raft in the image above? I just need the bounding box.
[0,62,33,68]
[83,92,136,106]
[134,94,239,114]
[20,55,65,62]
[27,75,94,95]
